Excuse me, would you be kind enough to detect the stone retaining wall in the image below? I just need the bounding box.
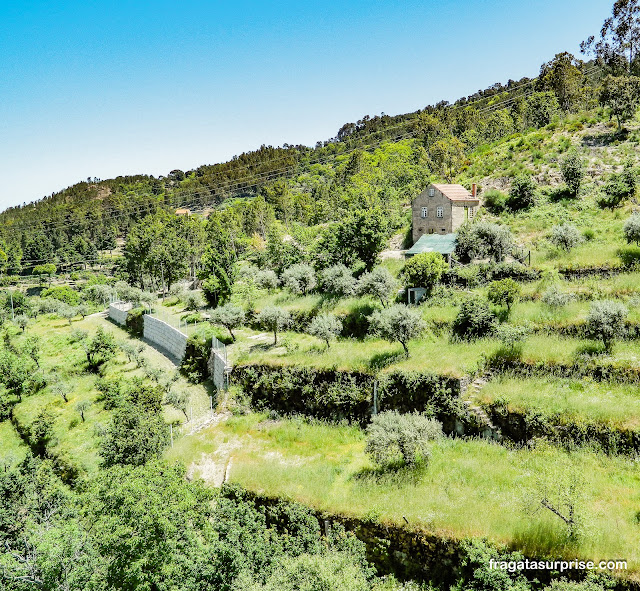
[143,314,187,361]
[108,301,132,326]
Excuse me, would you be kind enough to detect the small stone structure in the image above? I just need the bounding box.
[143,314,188,361]
[208,340,231,391]
[108,301,132,326]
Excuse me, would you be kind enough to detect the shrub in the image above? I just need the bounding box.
[256,306,292,345]
[482,189,508,214]
[507,175,536,211]
[308,314,342,349]
[541,285,572,308]
[57,303,77,325]
[487,278,520,311]
[41,285,80,306]
[85,326,118,371]
[14,314,29,332]
[560,150,584,197]
[209,303,245,341]
[623,213,640,245]
[452,298,496,341]
[549,223,582,252]
[281,264,316,295]
[400,252,448,292]
[585,300,628,352]
[365,411,442,468]
[320,264,356,298]
[368,304,426,357]
[617,245,640,267]
[356,267,397,307]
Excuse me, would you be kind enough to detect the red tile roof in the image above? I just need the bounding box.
[432,184,480,203]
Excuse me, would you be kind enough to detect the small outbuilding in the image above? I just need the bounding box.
[405,233,457,263]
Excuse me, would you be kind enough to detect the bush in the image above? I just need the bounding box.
[617,245,640,267]
[400,252,447,292]
[85,326,118,371]
[452,298,496,341]
[368,304,427,357]
[541,285,572,308]
[308,314,342,349]
[487,278,520,311]
[256,306,292,345]
[455,222,515,263]
[623,213,640,245]
[560,150,584,197]
[281,264,316,295]
[126,307,145,337]
[549,223,582,252]
[585,300,628,352]
[41,285,80,306]
[365,411,442,468]
[482,189,508,214]
[507,175,536,211]
[320,264,356,298]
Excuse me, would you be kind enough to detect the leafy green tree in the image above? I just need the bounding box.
[400,252,447,292]
[538,52,585,111]
[581,0,640,74]
[308,314,342,349]
[487,278,521,312]
[560,151,585,196]
[76,400,91,422]
[14,314,29,332]
[210,303,246,341]
[336,209,389,272]
[182,291,204,311]
[32,263,57,286]
[429,135,466,181]
[356,266,397,307]
[365,411,442,468]
[624,212,640,244]
[599,75,640,128]
[368,304,427,357]
[0,349,36,402]
[549,223,583,251]
[257,306,292,345]
[200,246,233,308]
[85,326,118,371]
[100,385,168,466]
[523,92,559,128]
[456,221,515,263]
[452,298,496,341]
[585,300,628,351]
[507,175,536,211]
[281,263,316,295]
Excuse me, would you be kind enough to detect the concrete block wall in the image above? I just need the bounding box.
[108,302,132,326]
[143,314,188,361]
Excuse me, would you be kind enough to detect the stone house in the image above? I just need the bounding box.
[411,183,479,243]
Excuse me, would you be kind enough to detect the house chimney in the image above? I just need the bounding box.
[472,183,477,198]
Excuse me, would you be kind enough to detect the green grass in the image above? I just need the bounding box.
[478,375,640,430]
[0,420,29,468]
[169,413,640,572]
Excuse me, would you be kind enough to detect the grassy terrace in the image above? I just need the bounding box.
[167,413,640,574]
[478,375,640,430]
[8,314,211,472]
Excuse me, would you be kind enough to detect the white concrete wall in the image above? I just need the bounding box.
[208,348,227,390]
[108,302,132,326]
[143,314,187,361]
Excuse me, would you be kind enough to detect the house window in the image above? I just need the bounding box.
[421,207,428,218]
[428,188,435,197]
[469,207,475,218]
[436,206,443,218]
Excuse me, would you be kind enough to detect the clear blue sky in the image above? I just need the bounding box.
[0,0,613,210]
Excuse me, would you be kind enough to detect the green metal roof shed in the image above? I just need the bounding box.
[406,233,457,258]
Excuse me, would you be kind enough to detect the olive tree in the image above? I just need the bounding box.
[623,213,640,244]
[368,304,427,357]
[356,266,397,307]
[320,264,356,298]
[281,264,316,295]
[365,411,442,469]
[487,278,521,312]
[400,252,447,293]
[256,306,291,345]
[585,300,628,351]
[308,314,342,349]
[549,223,583,251]
[209,303,245,342]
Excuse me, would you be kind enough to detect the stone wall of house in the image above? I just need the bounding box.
[411,186,452,242]
[143,314,187,361]
[108,301,132,326]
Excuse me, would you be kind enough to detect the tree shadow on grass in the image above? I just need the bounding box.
[249,342,277,352]
[351,462,427,487]
[581,128,627,147]
[367,349,405,371]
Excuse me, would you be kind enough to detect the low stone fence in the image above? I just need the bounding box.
[108,301,132,326]
[143,314,188,361]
